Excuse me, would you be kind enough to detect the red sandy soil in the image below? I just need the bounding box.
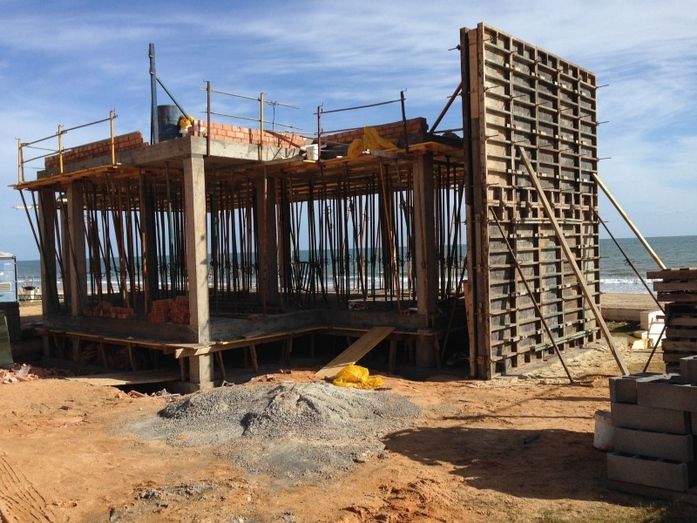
[0,331,692,522]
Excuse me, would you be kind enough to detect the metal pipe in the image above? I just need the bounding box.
[149,43,158,144]
[206,80,211,157]
[206,111,302,131]
[57,124,64,174]
[594,209,663,313]
[317,98,401,115]
[259,92,264,161]
[591,172,666,270]
[642,323,667,372]
[155,77,189,126]
[17,139,23,184]
[490,207,574,383]
[206,86,299,109]
[430,81,463,134]
[109,110,116,165]
[400,90,409,153]
[316,105,322,164]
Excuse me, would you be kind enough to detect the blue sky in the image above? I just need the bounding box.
[1,0,696,259]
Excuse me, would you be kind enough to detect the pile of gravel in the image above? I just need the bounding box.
[131,381,419,480]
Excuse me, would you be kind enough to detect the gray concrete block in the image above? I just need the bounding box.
[680,356,697,386]
[607,453,691,492]
[692,412,697,435]
[612,427,694,462]
[611,402,691,435]
[637,377,697,413]
[609,373,663,404]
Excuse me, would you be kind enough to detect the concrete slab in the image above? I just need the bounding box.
[611,427,694,462]
[611,402,691,435]
[637,377,697,413]
[607,453,691,492]
[609,373,662,404]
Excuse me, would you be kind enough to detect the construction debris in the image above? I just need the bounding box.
[132,381,419,480]
[0,363,71,384]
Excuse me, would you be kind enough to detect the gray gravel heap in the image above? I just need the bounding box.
[132,381,419,481]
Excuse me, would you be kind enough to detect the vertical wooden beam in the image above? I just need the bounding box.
[182,154,210,344]
[255,173,279,310]
[38,189,59,315]
[67,182,87,317]
[139,173,159,310]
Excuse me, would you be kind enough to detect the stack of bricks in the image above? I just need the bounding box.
[189,121,305,149]
[147,296,189,325]
[323,118,427,146]
[82,301,134,320]
[44,132,145,169]
[606,360,697,495]
[649,268,697,372]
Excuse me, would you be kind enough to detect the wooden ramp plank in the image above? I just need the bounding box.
[314,326,394,379]
[67,369,180,386]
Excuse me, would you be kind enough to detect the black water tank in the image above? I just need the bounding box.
[157,105,182,142]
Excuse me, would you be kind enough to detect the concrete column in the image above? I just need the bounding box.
[66,182,87,317]
[255,174,279,310]
[183,154,210,343]
[189,354,214,389]
[38,189,59,315]
[413,154,438,367]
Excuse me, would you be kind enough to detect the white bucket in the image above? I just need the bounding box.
[306,144,319,161]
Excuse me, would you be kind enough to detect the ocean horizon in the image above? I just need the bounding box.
[12,234,697,295]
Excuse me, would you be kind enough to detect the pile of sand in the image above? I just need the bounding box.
[132,382,419,480]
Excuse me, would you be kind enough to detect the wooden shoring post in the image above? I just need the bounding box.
[490,208,574,383]
[518,146,628,375]
[66,181,87,317]
[591,172,666,270]
[17,138,24,184]
[139,172,158,311]
[413,153,437,321]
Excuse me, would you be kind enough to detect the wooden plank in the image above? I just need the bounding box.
[314,326,394,379]
[648,268,697,280]
[654,280,697,292]
[67,369,180,386]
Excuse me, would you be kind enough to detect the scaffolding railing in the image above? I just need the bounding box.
[17,111,117,184]
[314,90,409,162]
[202,81,302,159]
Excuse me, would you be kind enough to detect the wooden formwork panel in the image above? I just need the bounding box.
[462,23,600,378]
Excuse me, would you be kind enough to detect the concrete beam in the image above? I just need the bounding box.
[183,154,209,344]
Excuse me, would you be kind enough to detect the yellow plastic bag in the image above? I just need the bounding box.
[332,364,385,389]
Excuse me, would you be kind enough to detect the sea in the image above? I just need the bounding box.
[13,235,697,295]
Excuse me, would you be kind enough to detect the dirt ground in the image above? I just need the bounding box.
[1,303,695,522]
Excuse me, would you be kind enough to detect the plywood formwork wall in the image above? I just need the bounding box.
[462,23,600,378]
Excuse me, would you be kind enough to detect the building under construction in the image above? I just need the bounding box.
[15,23,620,388]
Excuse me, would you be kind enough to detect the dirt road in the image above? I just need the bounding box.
[0,334,692,522]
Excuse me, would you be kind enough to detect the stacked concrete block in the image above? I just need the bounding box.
[648,267,697,373]
[606,366,697,494]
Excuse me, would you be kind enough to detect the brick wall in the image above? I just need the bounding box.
[45,131,145,169]
[322,118,428,146]
[189,121,306,149]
